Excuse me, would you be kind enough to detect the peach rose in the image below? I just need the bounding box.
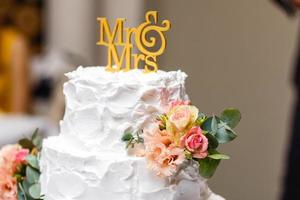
[0,144,29,200]
[167,105,199,131]
[145,143,185,177]
[180,126,208,159]
[0,145,22,174]
[0,169,17,200]
[144,125,185,177]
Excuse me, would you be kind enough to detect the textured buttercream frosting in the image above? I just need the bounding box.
[40,66,225,200]
[60,66,188,154]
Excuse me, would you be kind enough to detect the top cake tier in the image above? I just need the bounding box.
[60,66,188,154]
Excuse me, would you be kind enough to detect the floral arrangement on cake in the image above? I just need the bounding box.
[122,100,241,178]
[0,129,43,200]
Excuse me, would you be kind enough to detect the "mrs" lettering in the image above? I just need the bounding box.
[97,11,171,73]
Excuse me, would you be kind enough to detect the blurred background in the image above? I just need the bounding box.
[0,0,299,199]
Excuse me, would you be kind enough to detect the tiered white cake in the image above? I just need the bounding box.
[40,66,224,200]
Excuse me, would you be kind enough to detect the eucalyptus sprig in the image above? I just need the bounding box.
[16,129,44,200]
[122,131,144,148]
[198,108,241,178]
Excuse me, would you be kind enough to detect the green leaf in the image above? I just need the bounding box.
[208,154,230,160]
[22,179,31,196]
[14,173,23,182]
[202,117,213,132]
[198,112,206,118]
[184,149,193,160]
[220,108,241,128]
[201,116,220,134]
[157,115,167,130]
[19,138,34,150]
[206,133,219,149]
[18,183,27,200]
[215,123,237,144]
[158,114,168,124]
[26,166,40,184]
[199,157,221,178]
[26,155,40,170]
[211,116,218,134]
[121,132,133,142]
[28,183,41,199]
[31,129,42,150]
[31,128,39,140]
[195,113,206,125]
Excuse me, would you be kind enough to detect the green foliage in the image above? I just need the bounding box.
[19,138,34,150]
[157,114,168,130]
[21,164,42,199]
[208,154,230,160]
[17,176,43,200]
[211,116,218,134]
[19,128,43,151]
[26,166,39,184]
[28,183,41,199]
[16,129,43,199]
[205,133,219,149]
[197,108,241,178]
[31,129,43,150]
[18,183,27,200]
[26,155,40,170]
[121,132,133,142]
[22,179,31,196]
[202,116,220,133]
[215,122,237,144]
[122,131,144,148]
[199,157,221,178]
[201,108,241,144]
[220,108,241,129]
[184,149,193,160]
[195,112,207,126]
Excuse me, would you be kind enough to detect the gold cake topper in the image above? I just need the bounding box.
[97,11,171,73]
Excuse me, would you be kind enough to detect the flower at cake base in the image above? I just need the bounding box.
[181,126,208,159]
[0,169,17,200]
[0,144,23,173]
[144,125,185,177]
[167,104,199,132]
[0,144,29,200]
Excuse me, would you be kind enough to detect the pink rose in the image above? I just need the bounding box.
[15,149,29,163]
[181,127,208,159]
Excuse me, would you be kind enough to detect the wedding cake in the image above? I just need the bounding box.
[40,66,225,200]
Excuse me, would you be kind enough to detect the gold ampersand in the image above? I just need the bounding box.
[97,11,170,73]
[135,11,171,57]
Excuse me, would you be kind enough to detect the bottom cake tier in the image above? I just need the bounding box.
[40,135,225,200]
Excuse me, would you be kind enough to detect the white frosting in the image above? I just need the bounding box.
[41,135,224,200]
[41,66,225,200]
[60,66,188,154]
